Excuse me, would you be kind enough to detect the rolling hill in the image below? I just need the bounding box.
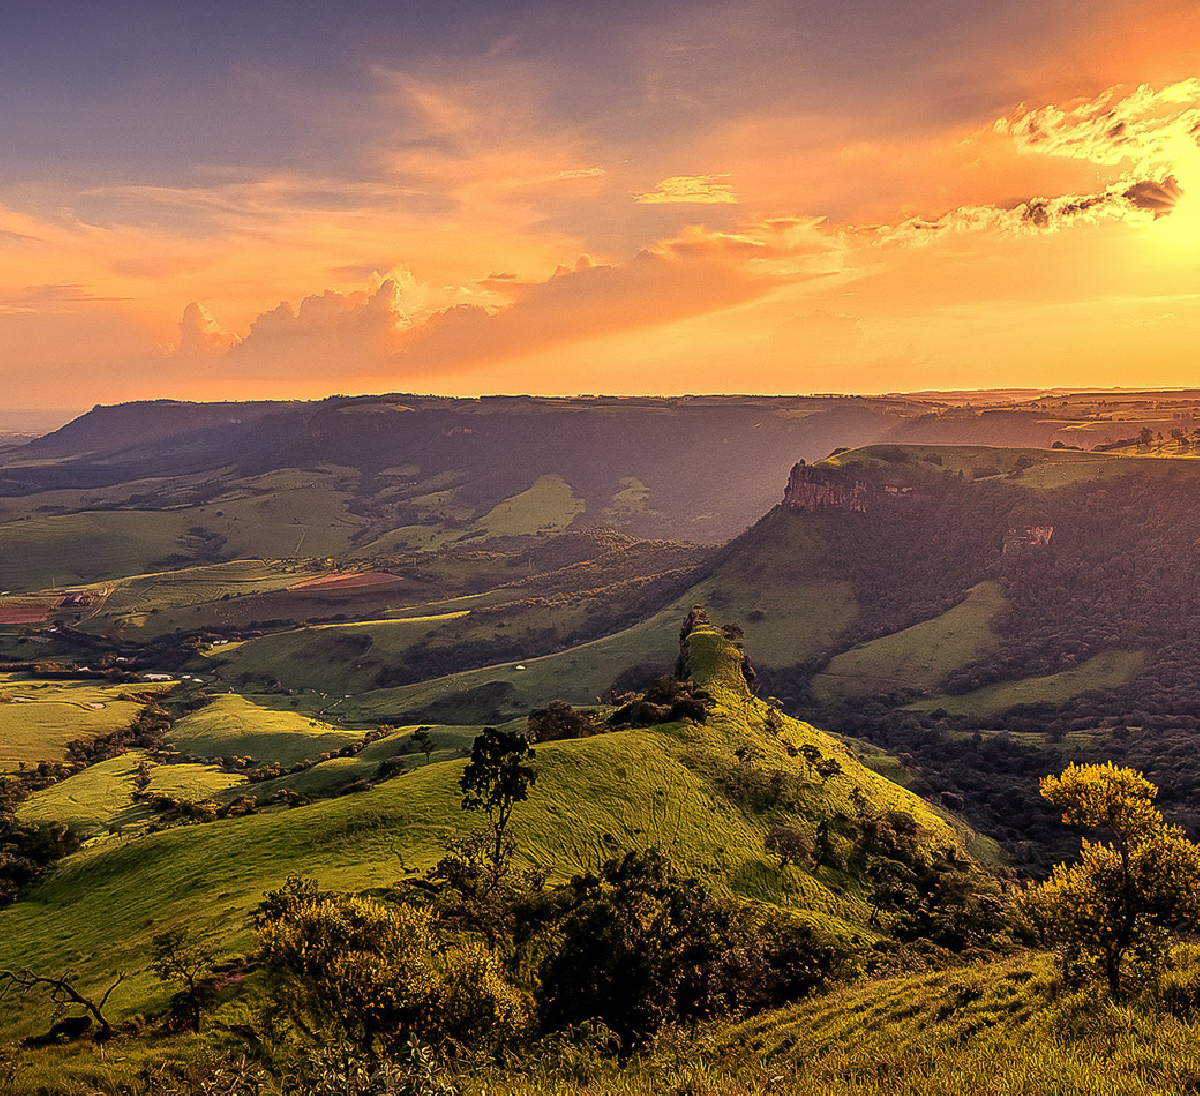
[0,619,971,1045]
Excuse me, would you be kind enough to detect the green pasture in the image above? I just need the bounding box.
[0,676,173,772]
[168,694,363,766]
[908,648,1147,717]
[475,474,585,536]
[811,581,1005,703]
[16,750,244,831]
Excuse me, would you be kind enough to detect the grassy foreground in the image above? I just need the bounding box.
[8,955,1200,1094]
[455,955,1200,1096]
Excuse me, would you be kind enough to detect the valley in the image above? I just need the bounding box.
[5,390,1200,1091]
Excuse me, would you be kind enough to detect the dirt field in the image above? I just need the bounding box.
[0,604,52,624]
[287,571,402,592]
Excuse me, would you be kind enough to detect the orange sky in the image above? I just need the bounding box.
[3,0,1200,406]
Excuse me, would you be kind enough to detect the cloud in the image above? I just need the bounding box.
[180,241,782,386]
[176,301,234,357]
[997,80,1200,174]
[634,174,738,204]
[0,282,130,314]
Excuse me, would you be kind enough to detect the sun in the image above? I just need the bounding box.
[1148,142,1200,250]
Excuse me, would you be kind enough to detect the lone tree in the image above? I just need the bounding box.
[151,927,216,1032]
[1022,762,1200,999]
[412,726,435,763]
[460,727,536,884]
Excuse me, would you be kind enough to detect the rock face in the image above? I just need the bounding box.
[782,463,871,512]
[1003,525,1054,554]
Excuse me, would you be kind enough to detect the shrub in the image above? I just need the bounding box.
[258,887,528,1056]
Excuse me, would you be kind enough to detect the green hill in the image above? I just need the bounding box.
[0,620,966,1041]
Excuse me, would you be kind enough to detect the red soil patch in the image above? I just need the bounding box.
[0,605,51,624]
[288,571,402,592]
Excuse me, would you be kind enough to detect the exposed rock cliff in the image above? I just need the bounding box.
[782,463,871,512]
[1003,525,1054,554]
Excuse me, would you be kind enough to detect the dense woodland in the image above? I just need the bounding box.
[750,460,1200,870]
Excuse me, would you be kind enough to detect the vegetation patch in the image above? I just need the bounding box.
[811,581,1005,703]
[168,695,361,767]
[909,648,1146,717]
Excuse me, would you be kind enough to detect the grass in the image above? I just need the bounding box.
[0,624,960,1037]
[12,954,1200,1094]
[908,648,1147,717]
[87,559,304,629]
[167,695,363,765]
[246,723,484,799]
[0,511,197,591]
[0,676,173,772]
[208,614,467,695]
[0,468,363,593]
[811,582,1005,703]
[16,750,244,831]
[832,443,1200,492]
[476,474,585,536]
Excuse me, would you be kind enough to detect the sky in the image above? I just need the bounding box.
[3,0,1200,406]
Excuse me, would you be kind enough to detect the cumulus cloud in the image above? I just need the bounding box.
[176,240,787,386]
[869,83,1200,247]
[176,301,235,357]
[634,174,738,204]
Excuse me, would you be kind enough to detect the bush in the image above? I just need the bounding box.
[535,849,845,1050]
[258,886,529,1056]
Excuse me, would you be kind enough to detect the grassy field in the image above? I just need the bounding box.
[167,694,363,765]
[89,559,305,626]
[207,597,607,698]
[908,648,1147,717]
[12,951,1200,1095]
[475,474,585,536]
[244,723,483,799]
[0,625,959,1037]
[16,750,244,831]
[0,511,198,591]
[468,953,1200,1096]
[0,468,363,592]
[811,581,1005,703]
[832,443,1200,491]
[0,676,172,772]
[207,613,468,695]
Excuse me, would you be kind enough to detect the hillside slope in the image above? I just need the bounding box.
[0,620,966,1039]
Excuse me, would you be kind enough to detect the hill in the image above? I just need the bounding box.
[662,445,1200,873]
[0,618,970,1046]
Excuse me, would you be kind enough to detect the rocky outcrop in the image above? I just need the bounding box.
[1003,525,1054,554]
[782,463,871,512]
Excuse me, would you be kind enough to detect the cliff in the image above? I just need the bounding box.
[1003,525,1054,554]
[782,463,871,512]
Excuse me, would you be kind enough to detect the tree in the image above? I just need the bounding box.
[460,728,536,884]
[151,927,216,1032]
[535,849,844,1050]
[412,727,435,763]
[1022,762,1200,998]
[765,825,812,868]
[527,701,599,742]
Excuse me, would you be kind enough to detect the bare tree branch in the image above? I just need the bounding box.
[0,968,125,1040]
